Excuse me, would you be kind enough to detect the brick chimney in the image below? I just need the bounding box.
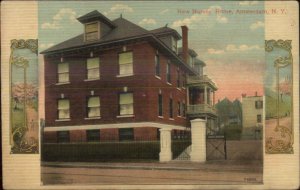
[181,25,188,64]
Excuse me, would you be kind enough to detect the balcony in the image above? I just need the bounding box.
[187,104,217,117]
[187,75,217,90]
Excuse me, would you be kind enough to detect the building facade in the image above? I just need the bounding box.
[241,93,263,139]
[42,10,218,143]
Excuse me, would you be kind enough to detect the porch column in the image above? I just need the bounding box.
[213,91,215,106]
[187,87,190,105]
[190,118,207,162]
[204,86,207,105]
[159,128,172,162]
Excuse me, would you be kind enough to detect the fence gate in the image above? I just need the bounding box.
[206,135,227,160]
[172,131,191,161]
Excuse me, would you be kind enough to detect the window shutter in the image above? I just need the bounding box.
[85,23,98,33]
[120,93,133,104]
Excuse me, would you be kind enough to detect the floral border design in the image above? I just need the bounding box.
[265,39,293,154]
[10,39,38,154]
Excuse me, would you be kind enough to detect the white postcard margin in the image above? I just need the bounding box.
[1,1,299,189]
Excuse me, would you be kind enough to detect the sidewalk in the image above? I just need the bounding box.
[42,160,263,173]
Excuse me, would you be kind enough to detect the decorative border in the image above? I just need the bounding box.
[265,39,293,154]
[10,39,38,154]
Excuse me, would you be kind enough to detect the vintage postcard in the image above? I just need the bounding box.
[1,1,299,189]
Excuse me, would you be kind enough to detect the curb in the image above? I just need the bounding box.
[42,163,262,173]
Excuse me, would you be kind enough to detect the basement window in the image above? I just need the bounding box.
[57,131,70,143]
[119,128,134,141]
[86,129,100,142]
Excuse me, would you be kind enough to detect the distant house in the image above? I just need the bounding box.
[215,98,242,128]
[41,10,218,143]
[241,93,263,139]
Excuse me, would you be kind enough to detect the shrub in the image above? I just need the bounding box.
[221,124,242,140]
[42,141,160,162]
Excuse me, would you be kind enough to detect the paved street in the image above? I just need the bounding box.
[42,160,263,185]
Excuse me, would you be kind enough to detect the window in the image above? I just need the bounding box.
[57,63,69,83]
[199,66,203,76]
[171,37,177,53]
[57,99,70,119]
[85,22,99,41]
[119,93,134,115]
[57,131,70,143]
[188,55,194,68]
[177,69,180,88]
[86,129,100,142]
[87,57,99,79]
[182,102,186,117]
[257,114,262,123]
[177,101,181,116]
[87,96,100,118]
[255,100,263,109]
[169,98,173,118]
[119,52,133,76]
[182,73,186,88]
[155,54,160,77]
[119,128,134,141]
[166,62,171,83]
[158,94,163,117]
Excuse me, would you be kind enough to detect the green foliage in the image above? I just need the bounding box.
[42,141,160,162]
[220,124,242,140]
[215,98,242,125]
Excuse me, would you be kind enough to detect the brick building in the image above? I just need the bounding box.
[41,10,218,143]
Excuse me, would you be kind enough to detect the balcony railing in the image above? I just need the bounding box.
[187,104,217,116]
[187,75,217,90]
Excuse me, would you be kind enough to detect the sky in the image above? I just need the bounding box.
[38,1,266,101]
[12,49,38,85]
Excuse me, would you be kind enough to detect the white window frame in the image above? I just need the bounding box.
[57,62,69,84]
[57,99,70,120]
[86,57,100,80]
[118,93,134,117]
[118,52,133,77]
[87,96,101,119]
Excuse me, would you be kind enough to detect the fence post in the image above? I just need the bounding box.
[190,118,207,162]
[159,128,172,162]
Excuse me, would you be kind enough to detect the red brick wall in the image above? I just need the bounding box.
[44,41,188,129]
[43,131,57,143]
[134,127,158,141]
[100,128,119,141]
[70,130,86,142]
[43,127,189,142]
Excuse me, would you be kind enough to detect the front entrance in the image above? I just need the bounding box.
[172,130,191,161]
